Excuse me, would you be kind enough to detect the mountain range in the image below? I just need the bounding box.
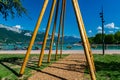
[0,24,80,44]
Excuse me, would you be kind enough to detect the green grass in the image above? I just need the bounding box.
[0,54,69,80]
[85,54,120,80]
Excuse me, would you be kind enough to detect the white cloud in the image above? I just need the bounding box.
[105,22,114,29]
[98,30,102,33]
[109,31,114,33]
[114,27,119,30]
[97,30,105,34]
[105,22,120,30]
[97,26,102,33]
[13,25,21,29]
[97,22,120,34]
[88,30,92,33]
[0,24,22,33]
[97,26,102,30]
[12,25,22,33]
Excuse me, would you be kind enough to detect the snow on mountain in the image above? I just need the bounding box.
[24,32,31,36]
[64,35,80,39]
[72,35,80,39]
[0,24,22,33]
[63,35,81,43]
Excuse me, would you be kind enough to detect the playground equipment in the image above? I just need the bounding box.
[19,0,96,80]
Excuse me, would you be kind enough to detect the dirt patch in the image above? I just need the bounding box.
[28,54,86,80]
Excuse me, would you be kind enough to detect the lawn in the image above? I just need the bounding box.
[85,54,120,80]
[0,54,69,80]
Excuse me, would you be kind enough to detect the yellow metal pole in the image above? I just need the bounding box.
[55,30,60,60]
[47,0,60,63]
[38,0,56,66]
[55,0,63,60]
[60,0,66,58]
[75,0,96,72]
[55,22,61,60]
[76,0,96,71]
[80,20,96,71]
[72,0,96,80]
[19,0,49,75]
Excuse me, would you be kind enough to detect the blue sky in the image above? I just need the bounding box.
[1,0,120,38]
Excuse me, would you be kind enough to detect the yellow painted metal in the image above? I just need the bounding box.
[38,0,56,66]
[74,0,96,72]
[72,0,96,80]
[19,0,49,75]
[60,0,66,58]
[55,25,61,60]
[47,0,60,63]
[55,0,63,60]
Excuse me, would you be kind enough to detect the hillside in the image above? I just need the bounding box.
[0,24,80,44]
[0,24,46,43]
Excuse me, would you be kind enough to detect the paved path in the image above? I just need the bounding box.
[0,50,120,54]
[28,54,86,80]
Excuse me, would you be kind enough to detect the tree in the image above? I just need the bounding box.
[0,0,27,20]
[94,33,103,44]
[114,31,120,43]
[88,37,94,44]
[104,34,114,44]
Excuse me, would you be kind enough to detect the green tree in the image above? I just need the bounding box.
[0,0,27,20]
[88,37,94,44]
[114,31,120,43]
[94,33,103,44]
[104,34,114,44]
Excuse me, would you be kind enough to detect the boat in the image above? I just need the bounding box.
[37,42,43,45]
[73,43,81,46]
[0,46,2,50]
[91,45,97,49]
[66,45,72,49]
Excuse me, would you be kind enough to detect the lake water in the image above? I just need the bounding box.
[0,44,120,50]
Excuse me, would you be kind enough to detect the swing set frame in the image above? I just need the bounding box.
[19,0,96,80]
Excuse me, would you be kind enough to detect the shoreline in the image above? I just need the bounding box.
[0,50,120,54]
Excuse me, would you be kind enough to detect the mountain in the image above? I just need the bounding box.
[63,36,80,43]
[0,24,46,43]
[53,35,81,44]
[0,24,81,44]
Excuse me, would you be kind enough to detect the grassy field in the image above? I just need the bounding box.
[85,54,120,80]
[0,54,69,80]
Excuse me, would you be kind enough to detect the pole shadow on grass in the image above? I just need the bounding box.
[85,54,120,79]
[0,57,23,77]
[26,66,67,80]
[94,61,120,79]
[0,54,85,79]
[0,56,46,77]
[84,54,120,79]
[26,60,86,79]
[0,56,62,78]
[0,62,19,76]
[0,57,43,77]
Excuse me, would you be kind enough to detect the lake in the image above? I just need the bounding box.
[0,43,120,50]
